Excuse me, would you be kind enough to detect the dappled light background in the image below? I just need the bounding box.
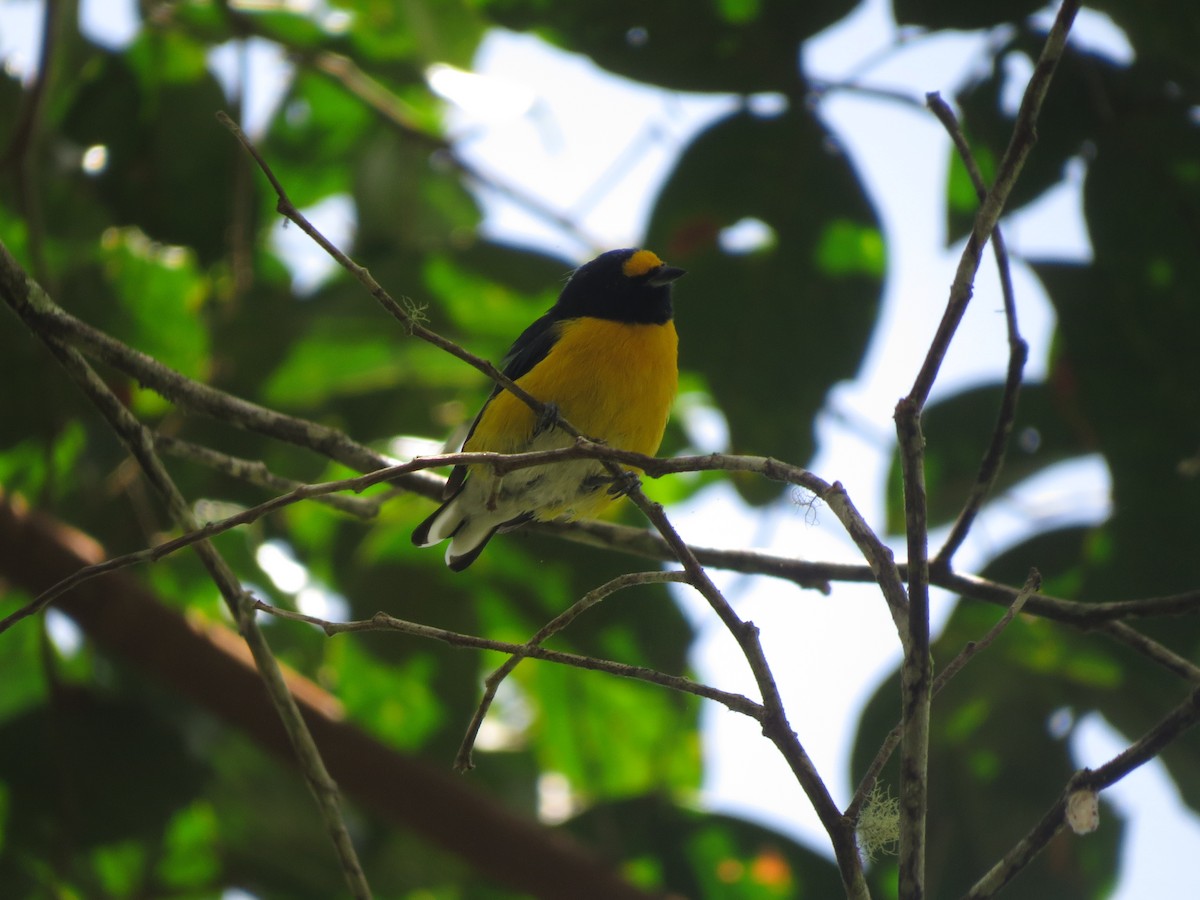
[2,0,1199,897]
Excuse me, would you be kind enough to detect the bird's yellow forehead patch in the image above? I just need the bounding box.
[622,249,664,278]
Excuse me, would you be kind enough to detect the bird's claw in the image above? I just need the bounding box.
[534,401,561,437]
[583,468,641,498]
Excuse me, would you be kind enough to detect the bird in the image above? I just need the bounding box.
[412,247,685,571]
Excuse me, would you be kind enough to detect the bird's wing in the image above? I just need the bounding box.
[441,310,563,498]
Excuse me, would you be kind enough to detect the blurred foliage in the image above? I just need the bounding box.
[0,0,1197,896]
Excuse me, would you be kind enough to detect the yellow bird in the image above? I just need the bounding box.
[412,248,684,570]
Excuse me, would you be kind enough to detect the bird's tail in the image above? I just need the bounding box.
[412,496,505,571]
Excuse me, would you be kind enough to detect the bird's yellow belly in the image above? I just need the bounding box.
[464,317,678,520]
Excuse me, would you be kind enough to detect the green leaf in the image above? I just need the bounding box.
[125,28,210,84]
[422,251,557,342]
[527,661,699,799]
[100,227,210,383]
[852,538,1128,897]
[883,381,1091,534]
[339,0,487,66]
[264,72,378,210]
[0,595,48,723]
[327,638,446,749]
[61,55,237,264]
[648,108,883,500]
[893,0,1044,30]
[946,140,996,218]
[564,797,845,898]
[92,840,148,897]
[478,0,855,92]
[155,801,221,891]
[260,316,463,408]
[814,219,885,278]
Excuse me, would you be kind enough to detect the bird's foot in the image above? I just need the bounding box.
[533,401,561,437]
[583,468,641,498]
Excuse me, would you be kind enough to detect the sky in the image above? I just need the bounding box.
[3,0,1199,896]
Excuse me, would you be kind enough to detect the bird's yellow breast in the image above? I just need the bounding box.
[466,317,678,458]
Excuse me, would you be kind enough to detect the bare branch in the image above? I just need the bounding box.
[894,5,1081,894]
[254,600,764,720]
[906,0,1080,409]
[963,686,1200,899]
[156,434,387,519]
[616,481,870,898]
[924,93,1030,567]
[847,569,1041,823]
[894,395,932,899]
[454,570,696,772]
[216,111,569,439]
[0,241,373,899]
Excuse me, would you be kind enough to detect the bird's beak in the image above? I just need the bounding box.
[648,265,686,286]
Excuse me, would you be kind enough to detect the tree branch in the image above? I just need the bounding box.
[12,441,1197,672]
[847,569,1040,823]
[156,433,387,519]
[254,600,763,720]
[0,493,669,900]
[454,570,696,772]
[963,685,1200,899]
[0,243,373,899]
[924,92,1030,567]
[542,479,869,899]
[906,0,1080,409]
[893,5,1080,894]
[894,396,932,899]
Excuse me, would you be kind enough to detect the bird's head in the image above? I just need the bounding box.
[556,248,685,324]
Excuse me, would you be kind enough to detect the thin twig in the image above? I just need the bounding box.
[454,570,694,772]
[9,426,1197,645]
[892,6,1080,894]
[924,93,1030,566]
[22,289,430,489]
[931,569,1038,690]
[576,449,909,635]
[847,569,1041,822]
[936,573,1200,682]
[906,0,1081,410]
[156,434,387,518]
[935,571,1200,628]
[0,243,373,899]
[216,111,569,439]
[618,482,871,899]
[892,5,1080,897]
[962,685,1200,899]
[1094,621,1200,684]
[254,600,764,720]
